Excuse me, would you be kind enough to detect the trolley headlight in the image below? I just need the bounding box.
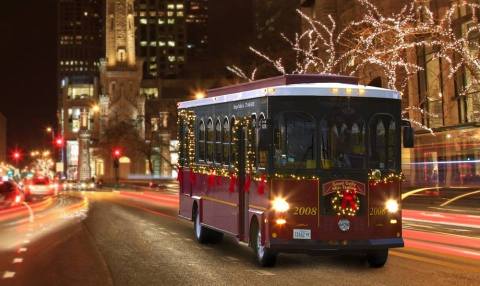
[272,197,289,212]
[385,199,399,213]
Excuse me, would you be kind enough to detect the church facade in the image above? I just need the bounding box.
[97,0,146,180]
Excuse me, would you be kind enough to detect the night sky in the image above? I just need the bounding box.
[0,1,57,152]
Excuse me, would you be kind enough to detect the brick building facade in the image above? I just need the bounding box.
[303,0,480,186]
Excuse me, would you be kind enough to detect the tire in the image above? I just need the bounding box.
[193,207,210,243]
[367,249,389,268]
[251,220,277,267]
[193,206,223,244]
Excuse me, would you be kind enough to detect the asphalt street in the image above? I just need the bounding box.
[0,191,479,286]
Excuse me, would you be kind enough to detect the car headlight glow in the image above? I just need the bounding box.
[386,199,399,213]
[272,197,289,212]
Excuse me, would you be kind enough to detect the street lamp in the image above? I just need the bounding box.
[91,104,100,113]
[194,90,206,99]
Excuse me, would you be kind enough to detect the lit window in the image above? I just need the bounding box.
[158,19,165,25]
[168,56,176,62]
[167,11,174,17]
[167,19,175,24]
[150,41,157,47]
[178,56,185,62]
[168,41,175,47]
[177,11,184,17]
[140,41,147,46]
[167,4,175,9]
[158,41,165,46]
[176,4,184,9]
[140,18,147,24]
[139,11,146,17]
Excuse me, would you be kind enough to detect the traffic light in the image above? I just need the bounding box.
[55,137,64,148]
[13,152,21,160]
[113,148,122,158]
[113,148,121,169]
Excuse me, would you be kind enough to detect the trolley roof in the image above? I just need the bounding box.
[178,74,400,109]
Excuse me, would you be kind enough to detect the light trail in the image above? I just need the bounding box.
[404,239,480,260]
[403,209,480,229]
[401,187,439,200]
[440,190,480,207]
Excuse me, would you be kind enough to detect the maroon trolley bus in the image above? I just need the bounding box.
[177,74,414,267]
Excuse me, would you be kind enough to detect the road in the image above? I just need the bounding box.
[0,189,479,286]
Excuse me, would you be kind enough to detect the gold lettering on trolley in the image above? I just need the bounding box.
[293,207,318,216]
[369,207,387,216]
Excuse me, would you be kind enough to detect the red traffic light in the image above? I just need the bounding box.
[55,137,64,147]
[11,149,23,163]
[113,148,122,158]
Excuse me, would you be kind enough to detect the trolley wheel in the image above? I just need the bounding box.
[367,249,389,268]
[251,220,277,267]
[193,207,223,244]
[193,207,210,243]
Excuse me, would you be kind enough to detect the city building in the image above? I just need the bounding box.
[302,0,480,186]
[59,75,100,179]
[0,113,6,163]
[57,0,104,179]
[134,0,187,79]
[57,0,104,93]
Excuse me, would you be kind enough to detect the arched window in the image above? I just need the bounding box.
[250,114,257,168]
[206,119,214,162]
[257,114,267,168]
[320,108,366,169]
[215,119,222,163]
[274,112,316,169]
[369,114,397,169]
[222,118,230,165]
[198,120,205,161]
[230,117,236,166]
[388,120,396,168]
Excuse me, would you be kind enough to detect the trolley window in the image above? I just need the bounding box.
[274,112,316,169]
[369,114,397,170]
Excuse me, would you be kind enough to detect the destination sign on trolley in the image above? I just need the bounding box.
[322,180,366,196]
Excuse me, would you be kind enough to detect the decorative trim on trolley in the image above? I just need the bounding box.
[202,196,238,207]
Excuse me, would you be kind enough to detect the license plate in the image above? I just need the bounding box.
[293,229,311,240]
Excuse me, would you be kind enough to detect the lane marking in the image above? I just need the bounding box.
[2,271,15,279]
[247,270,275,276]
[12,258,23,264]
[18,248,27,253]
[23,240,30,244]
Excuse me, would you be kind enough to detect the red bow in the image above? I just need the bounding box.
[257,174,266,195]
[229,173,236,193]
[341,190,358,210]
[245,175,251,193]
[176,167,183,183]
[208,171,216,188]
[189,171,196,186]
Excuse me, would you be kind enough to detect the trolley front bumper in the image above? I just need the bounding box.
[269,238,404,253]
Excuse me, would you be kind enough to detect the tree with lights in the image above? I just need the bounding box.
[228,0,480,133]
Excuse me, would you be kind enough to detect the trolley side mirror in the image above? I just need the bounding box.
[402,120,414,148]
